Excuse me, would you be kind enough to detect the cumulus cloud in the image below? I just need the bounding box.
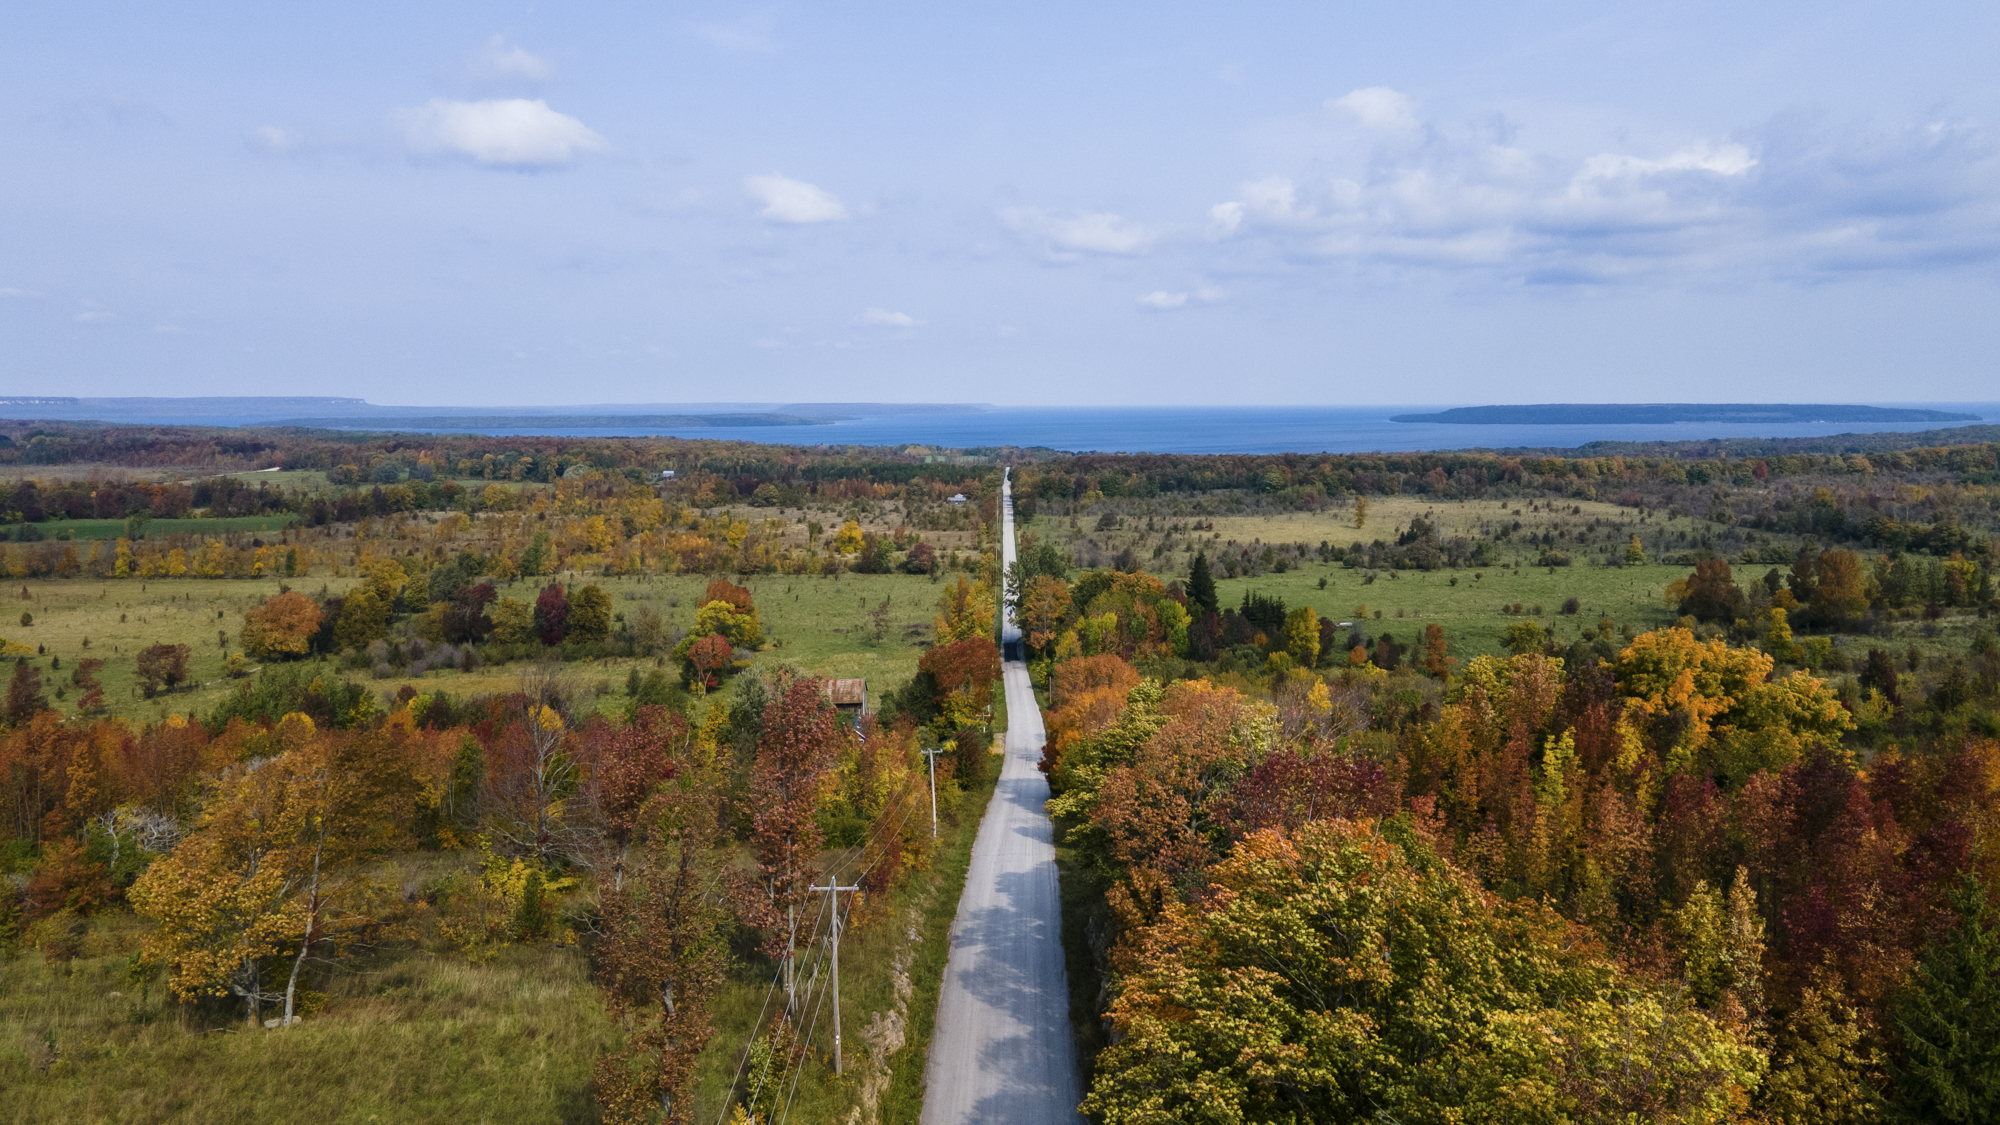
[395,98,606,167]
[857,308,920,327]
[1137,291,1188,309]
[745,175,848,223]
[477,35,556,82]
[1328,87,1419,131]
[1002,207,1157,255]
[1207,96,2000,282]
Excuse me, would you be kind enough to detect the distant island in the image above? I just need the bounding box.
[274,413,832,431]
[1390,403,1981,425]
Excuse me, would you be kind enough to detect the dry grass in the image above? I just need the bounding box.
[0,913,615,1125]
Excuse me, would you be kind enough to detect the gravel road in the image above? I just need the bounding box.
[920,469,1082,1124]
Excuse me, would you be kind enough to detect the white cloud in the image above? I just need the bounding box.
[857,308,920,327]
[1137,291,1188,309]
[0,288,38,298]
[248,125,299,155]
[1328,87,1419,131]
[153,324,184,334]
[478,35,556,82]
[395,99,607,167]
[73,309,116,323]
[1002,207,1157,255]
[1576,143,1757,183]
[745,175,848,223]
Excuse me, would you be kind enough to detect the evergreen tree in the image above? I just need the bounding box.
[1889,873,2000,1123]
[1187,551,1218,615]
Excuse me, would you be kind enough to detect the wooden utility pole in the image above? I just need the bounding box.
[809,876,860,1075]
[921,745,945,838]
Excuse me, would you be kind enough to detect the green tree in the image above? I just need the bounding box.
[567,584,613,643]
[1186,551,1218,615]
[489,597,534,644]
[1888,873,2000,1123]
[333,588,390,651]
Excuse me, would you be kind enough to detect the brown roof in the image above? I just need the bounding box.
[828,679,868,707]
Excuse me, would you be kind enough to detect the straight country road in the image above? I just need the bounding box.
[921,468,1083,1124]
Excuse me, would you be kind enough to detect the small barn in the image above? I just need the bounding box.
[828,678,869,721]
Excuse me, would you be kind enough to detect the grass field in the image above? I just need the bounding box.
[17,515,299,542]
[0,856,619,1125]
[1020,493,1812,663]
[1211,561,1680,662]
[9,568,963,725]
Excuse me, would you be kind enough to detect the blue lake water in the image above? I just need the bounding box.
[7,403,1994,455]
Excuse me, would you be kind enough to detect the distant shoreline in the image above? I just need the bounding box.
[1390,403,1981,425]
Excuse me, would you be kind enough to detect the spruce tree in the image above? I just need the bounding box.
[1889,872,2000,1123]
[1187,552,1218,615]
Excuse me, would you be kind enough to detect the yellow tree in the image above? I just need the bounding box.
[1017,575,1072,656]
[1282,605,1320,668]
[130,720,420,1027]
[833,519,865,554]
[130,756,305,1026]
[934,575,995,643]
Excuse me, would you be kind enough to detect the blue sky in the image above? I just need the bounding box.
[3,1,1997,406]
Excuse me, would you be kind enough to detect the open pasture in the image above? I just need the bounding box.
[11,568,953,724]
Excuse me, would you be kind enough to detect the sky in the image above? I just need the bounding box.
[2,1,1998,407]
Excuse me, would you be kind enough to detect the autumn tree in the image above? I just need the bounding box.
[934,575,994,643]
[1082,819,1760,1124]
[1679,557,1747,622]
[1281,605,1320,668]
[240,591,323,660]
[1811,549,1869,626]
[534,583,570,645]
[592,748,731,1124]
[72,657,105,715]
[749,676,839,1003]
[683,634,734,688]
[271,721,422,1024]
[135,643,191,698]
[5,661,47,725]
[916,637,1003,739]
[130,753,305,1026]
[1017,575,1072,657]
[833,519,865,554]
[1421,622,1455,679]
[690,583,762,648]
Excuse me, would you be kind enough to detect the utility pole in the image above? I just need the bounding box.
[809,876,861,1075]
[921,745,945,838]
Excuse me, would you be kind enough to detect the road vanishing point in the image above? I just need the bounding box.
[921,467,1084,1124]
